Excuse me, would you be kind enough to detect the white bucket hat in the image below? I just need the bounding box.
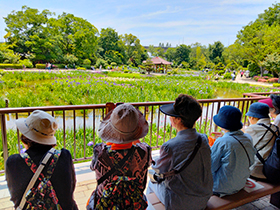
[15,110,58,145]
[98,104,149,144]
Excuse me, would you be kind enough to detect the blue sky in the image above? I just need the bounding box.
[0,0,278,47]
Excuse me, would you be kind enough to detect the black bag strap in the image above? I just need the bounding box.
[255,123,278,164]
[257,123,278,151]
[231,135,251,166]
[156,135,202,179]
[97,146,135,185]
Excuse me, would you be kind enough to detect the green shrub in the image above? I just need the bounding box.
[111,62,117,67]
[95,58,108,68]
[218,70,225,75]
[263,73,273,77]
[36,64,46,69]
[0,64,23,69]
[167,72,172,75]
[77,67,86,70]
[83,59,91,65]
[81,65,91,69]
[124,70,129,73]
[19,59,33,68]
[172,69,178,75]
[55,64,65,69]
[253,76,260,81]
[223,72,232,79]
[273,83,280,87]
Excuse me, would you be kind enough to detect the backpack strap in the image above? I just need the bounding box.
[93,146,135,209]
[97,146,135,185]
[16,148,58,210]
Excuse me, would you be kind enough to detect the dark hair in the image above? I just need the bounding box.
[20,135,56,148]
[20,135,39,148]
[173,94,202,128]
[271,94,280,115]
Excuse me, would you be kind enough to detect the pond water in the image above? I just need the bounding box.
[214,88,241,99]
[4,88,243,130]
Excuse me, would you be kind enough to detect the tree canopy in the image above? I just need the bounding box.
[3,3,280,74]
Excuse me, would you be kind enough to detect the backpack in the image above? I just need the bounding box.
[18,148,62,210]
[95,176,147,210]
[87,145,149,210]
[256,123,280,184]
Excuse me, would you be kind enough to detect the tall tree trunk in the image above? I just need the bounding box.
[260,65,263,77]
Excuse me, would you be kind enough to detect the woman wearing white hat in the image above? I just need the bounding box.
[6,110,78,209]
[86,103,152,210]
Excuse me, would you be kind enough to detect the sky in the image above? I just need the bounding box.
[0,0,279,47]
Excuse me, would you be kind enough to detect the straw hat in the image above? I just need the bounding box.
[98,104,148,144]
[15,110,58,145]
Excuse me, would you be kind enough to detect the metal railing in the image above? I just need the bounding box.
[0,94,276,174]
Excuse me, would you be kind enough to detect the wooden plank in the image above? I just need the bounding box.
[206,181,280,210]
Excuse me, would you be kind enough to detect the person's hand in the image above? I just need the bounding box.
[210,132,223,139]
[208,132,222,147]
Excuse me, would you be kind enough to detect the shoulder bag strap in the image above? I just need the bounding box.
[16,148,56,210]
[231,135,251,166]
[158,135,202,179]
[255,123,278,164]
[97,146,135,185]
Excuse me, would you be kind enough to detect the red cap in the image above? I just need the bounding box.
[258,98,274,108]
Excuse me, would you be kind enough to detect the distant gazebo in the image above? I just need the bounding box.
[143,57,172,73]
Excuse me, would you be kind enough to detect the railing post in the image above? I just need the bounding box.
[0,114,8,170]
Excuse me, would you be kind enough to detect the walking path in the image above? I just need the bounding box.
[233,73,273,87]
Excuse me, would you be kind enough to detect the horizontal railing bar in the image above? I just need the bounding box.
[0,96,269,114]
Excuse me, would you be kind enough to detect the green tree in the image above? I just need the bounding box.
[4,6,53,55]
[148,45,156,56]
[222,43,243,66]
[0,43,20,63]
[119,33,147,66]
[143,59,154,74]
[236,20,267,76]
[165,48,176,63]
[63,54,78,65]
[154,47,165,57]
[214,62,225,71]
[174,44,191,65]
[97,28,120,59]
[48,13,98,62]
[263,52,280,80]
[225,60,239,71]
[208,41,224,64]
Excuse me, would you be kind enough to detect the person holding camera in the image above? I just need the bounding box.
[146,94,213,210]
